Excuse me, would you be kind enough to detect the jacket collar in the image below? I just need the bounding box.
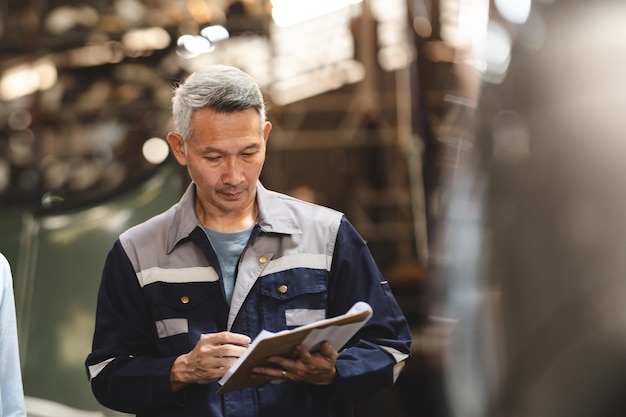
[166,181,301,254]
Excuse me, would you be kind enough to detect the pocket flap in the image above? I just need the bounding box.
[259,271,326,300]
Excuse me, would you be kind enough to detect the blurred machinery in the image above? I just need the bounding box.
[438,1,626,416]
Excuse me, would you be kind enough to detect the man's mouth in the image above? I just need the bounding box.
[220,188,244,199]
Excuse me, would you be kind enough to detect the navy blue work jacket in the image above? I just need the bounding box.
[85,182,412,417]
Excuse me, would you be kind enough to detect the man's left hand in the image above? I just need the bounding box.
[251,341,338,385]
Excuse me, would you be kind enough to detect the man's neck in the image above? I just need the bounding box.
[196,200,257,233]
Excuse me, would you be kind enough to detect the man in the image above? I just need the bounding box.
[85,64,411,417]
[0,253,27,417]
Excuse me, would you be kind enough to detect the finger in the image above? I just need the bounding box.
[201,331,251,346]
[294,344,313,365]
[266,355,294,370]
[251,365,289,381]
[318,341,339,360]
[218,343,249,358]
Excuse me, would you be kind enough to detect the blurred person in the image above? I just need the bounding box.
[85,64,411,417]
[0,253,26,417]
[440,1,626,417]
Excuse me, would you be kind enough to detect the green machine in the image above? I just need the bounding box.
[0,162,183,416]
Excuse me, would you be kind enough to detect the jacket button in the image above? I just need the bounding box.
[259,255,267,264]
[180,296,190,304]
[278,285,288,294]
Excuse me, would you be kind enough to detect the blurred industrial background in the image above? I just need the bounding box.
[5,0,624,416]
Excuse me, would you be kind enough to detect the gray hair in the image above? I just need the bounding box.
[171,65,267,141]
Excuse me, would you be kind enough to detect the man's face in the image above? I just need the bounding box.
[168,107,271,217]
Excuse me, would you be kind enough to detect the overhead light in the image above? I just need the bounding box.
[481,20,512,84]
[176,25,230,59]
[176,34,214,58]
[122,27,171,54]
[142,137,170,165]
[45,5,99,34]
[270,0,362,28]
[65,42,125,68]
[270,60,364,105]
[0,58,58,101]
[200,25,230,43]
[495,0,531,25]
[440,0,489,50]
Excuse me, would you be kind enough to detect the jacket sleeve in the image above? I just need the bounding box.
[310,217,412,401]
[85,240,184,414]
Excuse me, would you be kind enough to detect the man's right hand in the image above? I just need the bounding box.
[170,331,251,392]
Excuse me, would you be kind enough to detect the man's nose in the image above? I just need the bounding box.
[222,158,243,183]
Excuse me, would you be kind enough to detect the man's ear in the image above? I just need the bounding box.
[263,121,272,143]
[166,132,188,166]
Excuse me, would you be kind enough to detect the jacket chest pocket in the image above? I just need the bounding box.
[259,270,328,332]
[144,282,224,353]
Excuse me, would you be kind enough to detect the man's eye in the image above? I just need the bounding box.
[206,156,221,161]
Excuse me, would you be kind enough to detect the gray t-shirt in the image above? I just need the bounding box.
[204,225,254,304]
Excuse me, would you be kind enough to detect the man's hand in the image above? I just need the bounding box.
[251,341,339,385]
[170,331,251,392]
